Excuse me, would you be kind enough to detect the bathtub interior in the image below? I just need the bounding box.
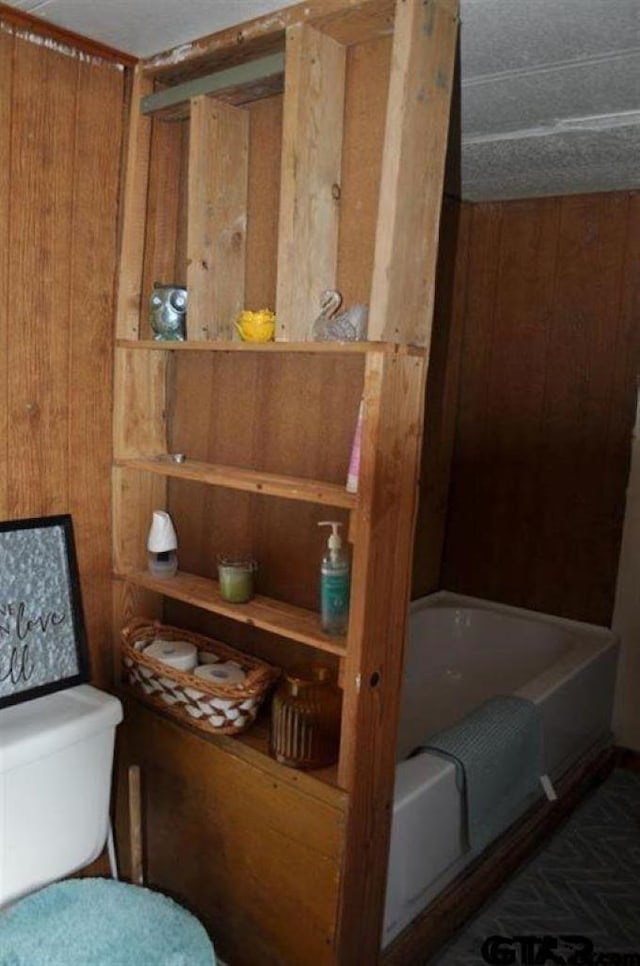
[384,591,618,949]
[395,592,615,762]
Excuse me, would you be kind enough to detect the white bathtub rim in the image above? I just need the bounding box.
[414,590,618,648]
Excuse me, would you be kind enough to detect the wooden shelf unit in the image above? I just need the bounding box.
[112,1,458,962]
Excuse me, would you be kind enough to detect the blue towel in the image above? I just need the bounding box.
[416,695,544,853]
[0,878,216,966]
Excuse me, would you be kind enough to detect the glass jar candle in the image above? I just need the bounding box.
[217,555,257,603]
[269,664,342,770]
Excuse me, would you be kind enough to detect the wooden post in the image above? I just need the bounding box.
[116,67,154,340]
[336,0,459,959]
[186,97,249,340]
[128,764,145,886]
[112,347,168,675]
[337,350,427,962]
[276,24,346,341]
[368,0,459,346]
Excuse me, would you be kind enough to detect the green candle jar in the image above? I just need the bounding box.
[217,555,257,603]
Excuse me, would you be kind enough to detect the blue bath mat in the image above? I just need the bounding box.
[0,878,216,966]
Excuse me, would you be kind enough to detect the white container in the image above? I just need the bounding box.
[0,684,123,907]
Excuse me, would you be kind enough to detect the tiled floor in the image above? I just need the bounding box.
[432,768,640,964]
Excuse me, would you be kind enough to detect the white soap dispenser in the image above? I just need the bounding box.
[318,521,350,636]
[147,510,178,578]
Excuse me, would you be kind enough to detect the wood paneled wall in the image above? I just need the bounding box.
[439,191,640,626]
[412,197,469,598]
[0,17,126,684]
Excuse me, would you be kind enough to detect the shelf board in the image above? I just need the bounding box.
[117,569,347,656]
[122,692,346,807]
[232,716,344,801]
[115,456,357,509]
[116,338,426,357]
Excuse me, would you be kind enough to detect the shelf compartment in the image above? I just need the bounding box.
[116,456,357,509]
[122,692,346,804]
[117,569,347,656]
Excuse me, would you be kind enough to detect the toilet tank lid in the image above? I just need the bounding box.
[0,684,123,774]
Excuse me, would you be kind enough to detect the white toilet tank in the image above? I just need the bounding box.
[0,684,123,906]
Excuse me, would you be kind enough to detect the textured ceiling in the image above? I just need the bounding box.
[459,0,640,200]
[5,0,640,201]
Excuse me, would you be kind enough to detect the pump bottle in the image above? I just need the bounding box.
[318,521,350,635]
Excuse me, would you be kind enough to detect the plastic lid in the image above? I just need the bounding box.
[147,510,178,552]
[0,684,123,775]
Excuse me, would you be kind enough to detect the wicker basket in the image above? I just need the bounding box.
[121,617,280,736]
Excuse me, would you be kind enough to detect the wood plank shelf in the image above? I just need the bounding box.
[122,692,347,805]
[116,456,358,508]
[116,339,426,357]
[224,716,345,800]
[117,569,347,655]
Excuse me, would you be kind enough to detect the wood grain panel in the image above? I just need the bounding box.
[8,36,76,517]
[187,97,249,340]
[117,698,345,966]
[442,191,640,626]
[336,35,391,308]
[276,24,346,340]
[116,68,154,340]
[245,95,282,311]
[1,23,125,684]
[141,0,394,85]
[368,0,458,345]
[605,192,640,576]
[167,352,260,601]
[412,198,470,597]
[338,352,427,963]
[167,352,361,619]
[140,117,189,340]
[113,348,169,459]
[68,59,124,686]
[530,193,631,622]
[0,27,13,520]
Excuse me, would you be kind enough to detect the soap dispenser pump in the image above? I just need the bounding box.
[318,521,350,636]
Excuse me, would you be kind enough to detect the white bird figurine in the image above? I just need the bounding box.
[311,290,369,342]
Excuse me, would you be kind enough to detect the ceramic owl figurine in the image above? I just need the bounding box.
[149,283,187,341]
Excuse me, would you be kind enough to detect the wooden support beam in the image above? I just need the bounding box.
[112,347,168,673]
[335,0,459,959]
[116,68,153,339]
[140,0,395,85]
[276,24,346,341]
[336,350,427,963]
[186,97,249,340]
[116,68,154,340]
[368,0,459,345]
[141,53,284,120]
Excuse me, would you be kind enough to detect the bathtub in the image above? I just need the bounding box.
[383,591,619,947]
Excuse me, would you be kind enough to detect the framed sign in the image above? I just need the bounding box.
[0,514,90,710]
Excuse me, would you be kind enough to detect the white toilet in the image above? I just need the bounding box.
[0,683,123,907]
[0,682,217,965]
